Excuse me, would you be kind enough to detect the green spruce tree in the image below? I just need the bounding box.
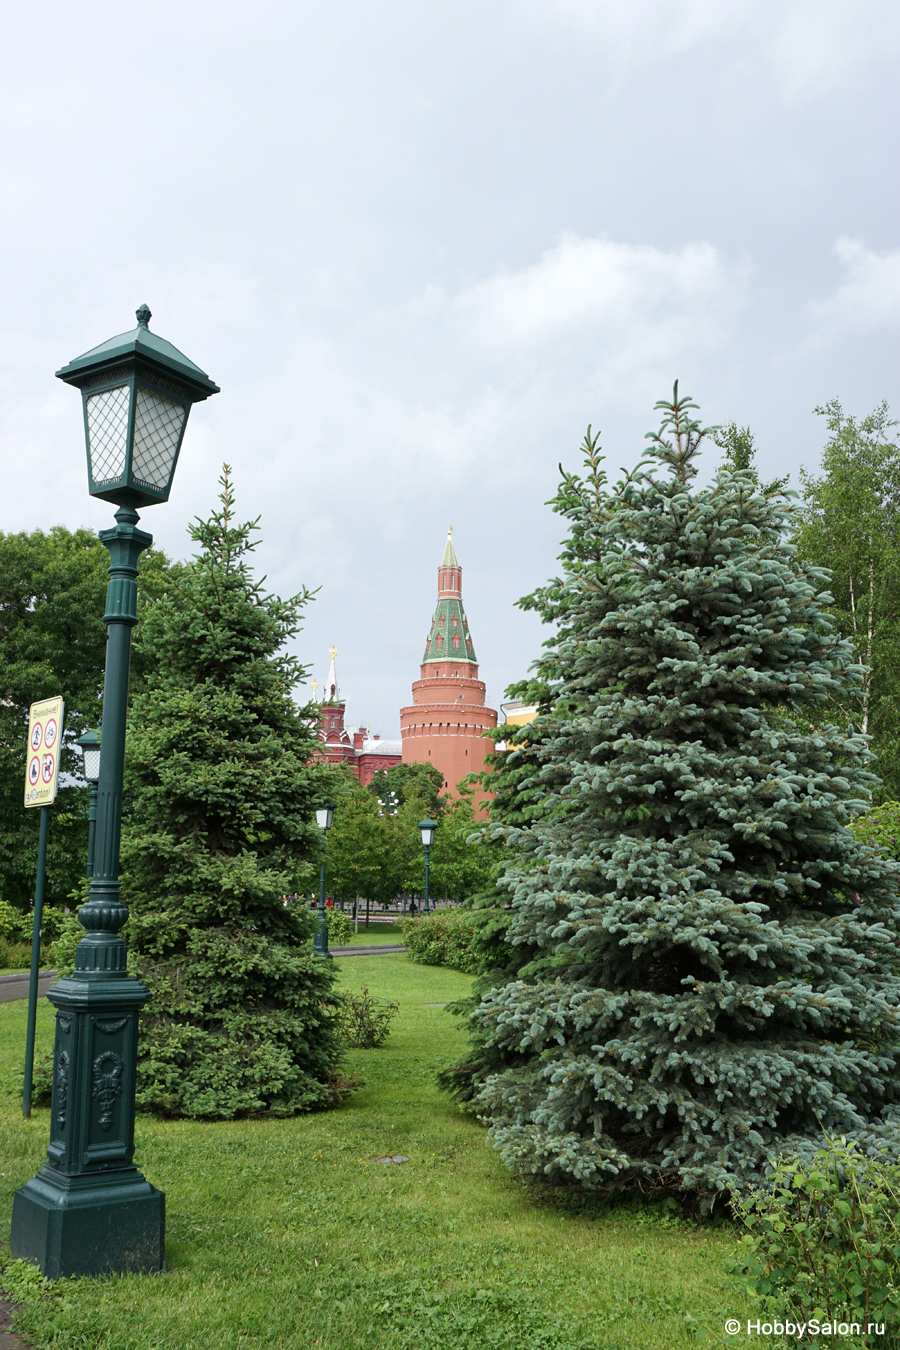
[444,387,900,1204]
[121,469,341,1118]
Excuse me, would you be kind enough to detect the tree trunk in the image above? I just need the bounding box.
[863,556,875,738]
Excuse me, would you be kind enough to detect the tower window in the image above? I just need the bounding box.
[438,614,444,627]
[436,635,443,649]
[452,635,460,649]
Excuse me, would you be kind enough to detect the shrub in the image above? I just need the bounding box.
[0,898,27,941]
[337,986,399,1048]
[0,938,32,970]
[397,908,480,974]
[730,1138,900,1346]
[849,801,900,863]
[327,909,354,945]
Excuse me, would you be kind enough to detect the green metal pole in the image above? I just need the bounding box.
[314,858,332,960]
[424,845,431,915]
[86,782,98,879]
[22,805,51,1119]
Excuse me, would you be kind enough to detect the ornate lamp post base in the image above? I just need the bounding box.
[11,1171,164,1281]
[10,973,164,1278]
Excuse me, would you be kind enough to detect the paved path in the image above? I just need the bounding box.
[0,1299,30,1349]
[0,972,56,1005]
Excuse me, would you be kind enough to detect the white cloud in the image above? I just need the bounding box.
[228,230,745,563]
[810,237,900,332]
[512,0,900,100]
[453,233,738,361]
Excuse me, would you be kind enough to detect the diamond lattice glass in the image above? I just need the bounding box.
[81,747,101,782]
[86,386,130,484]
[131,388,186,491]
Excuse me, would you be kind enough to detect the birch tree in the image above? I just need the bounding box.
[795,399,900,797]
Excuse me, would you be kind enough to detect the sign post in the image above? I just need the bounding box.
[22,696,64,1119]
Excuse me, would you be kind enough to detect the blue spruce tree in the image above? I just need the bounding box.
[447,386,900,1204]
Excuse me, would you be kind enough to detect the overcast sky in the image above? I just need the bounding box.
[2,0,898,735]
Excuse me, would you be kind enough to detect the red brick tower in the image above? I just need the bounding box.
[400,529,497,803]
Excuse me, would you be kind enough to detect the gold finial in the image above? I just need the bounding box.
[312,678,319,699]
[448,524,452,535]
[328,644,337,661]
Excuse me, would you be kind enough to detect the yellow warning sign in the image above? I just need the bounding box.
[24,696,65,808]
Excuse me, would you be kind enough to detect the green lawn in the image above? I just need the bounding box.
[0,956,754,1349]
[334,921,403,945]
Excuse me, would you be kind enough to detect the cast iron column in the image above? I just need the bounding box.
[86,782,98,879]
[11,504,165,1278]
[314,862,332,961]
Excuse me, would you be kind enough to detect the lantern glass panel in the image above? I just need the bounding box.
[316,806,334,831]
[81,746,102,783]
[131,387,186,492]
[86,385,131,484]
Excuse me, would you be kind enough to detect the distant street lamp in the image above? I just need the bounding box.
[11,306,218,1279]
[315,805,335,960]
[418,817,437,915]
[75,729,101,878]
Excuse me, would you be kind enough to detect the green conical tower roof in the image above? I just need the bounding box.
[422,599,477,664]
[422,529,477,665]
[441,525,459,568]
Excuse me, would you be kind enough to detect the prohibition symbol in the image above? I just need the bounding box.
[30,724,42,751]
[44,719,58,750]
[28,757,40,786]
[42,754,55,783]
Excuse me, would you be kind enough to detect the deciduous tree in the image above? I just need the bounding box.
[0,526,173,912]
[794,399,900,797]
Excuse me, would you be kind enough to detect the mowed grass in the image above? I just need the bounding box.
[332,920,404,944]
[0,956,754,1349]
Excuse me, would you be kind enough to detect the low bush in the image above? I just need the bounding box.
[337,986,399,1048]
[0,899,27,942]
[849,801,900,863]
[730,1136,900,1347]
[397,908,481,974]
[0,938,33,970]
[327,910,354,945]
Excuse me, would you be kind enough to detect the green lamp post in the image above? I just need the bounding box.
[418,817,437,915]
[10,306,219,1278]
[75,729,101,878]
[314,805,335,959]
